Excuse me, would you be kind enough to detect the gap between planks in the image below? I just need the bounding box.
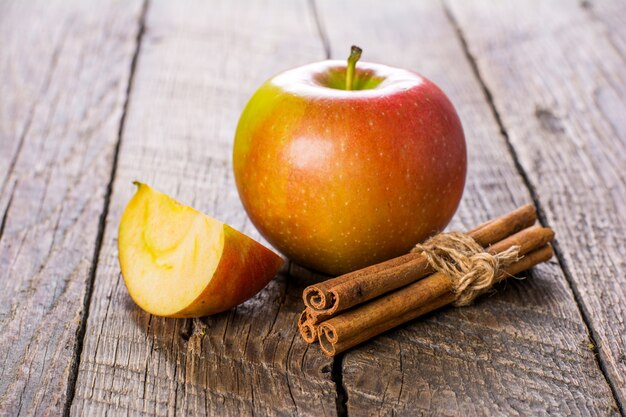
[62,1,151,416]
[441,1,624,413]
[308,1,348,416]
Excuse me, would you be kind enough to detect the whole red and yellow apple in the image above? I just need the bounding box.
[233,47,466,275]
[118,183,284,317]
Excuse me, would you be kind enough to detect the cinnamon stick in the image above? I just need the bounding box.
[297,310,318,344]
[304,204,537,320]
[318,243,554,356]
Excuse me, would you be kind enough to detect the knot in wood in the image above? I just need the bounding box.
[412,231,521,306]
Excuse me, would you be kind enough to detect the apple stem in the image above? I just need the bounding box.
[346,45,362,91]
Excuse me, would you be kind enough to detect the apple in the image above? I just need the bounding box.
[233,46,466,275]
[118,182,284,317]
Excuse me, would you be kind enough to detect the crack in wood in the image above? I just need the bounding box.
[0,185,15,244]
[62,1,150,416]
[308,0,332,59]
[397,341,405,406]
[332,353,348,417]
[441,2,625,414]
[308,3,347,415]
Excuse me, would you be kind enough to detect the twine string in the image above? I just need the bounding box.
[412,232,521,306]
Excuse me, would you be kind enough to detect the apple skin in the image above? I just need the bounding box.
[173,224,285,317]
[118,183,285,318]
[233,60,466,275]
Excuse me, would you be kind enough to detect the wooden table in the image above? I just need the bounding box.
[1,0,624,415]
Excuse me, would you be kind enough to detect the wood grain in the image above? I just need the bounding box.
[314,0,620,414]
[0,1,145,415]
[70,1,337,416]
[446,0,626,410]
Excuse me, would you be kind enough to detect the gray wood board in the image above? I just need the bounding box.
[447,0,626,410]
[70,1,337,416]
[314,0,620,415]
[0,0,144,415]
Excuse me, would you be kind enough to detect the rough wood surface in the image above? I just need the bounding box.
[2,0,623,415]
[0,1,144,415]
[70,1,338,416]
[446,0,626,410]
[314,0,620,415]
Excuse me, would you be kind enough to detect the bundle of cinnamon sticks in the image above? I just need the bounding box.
[298,205,555,356]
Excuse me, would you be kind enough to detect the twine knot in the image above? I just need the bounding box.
[412,232,521,306]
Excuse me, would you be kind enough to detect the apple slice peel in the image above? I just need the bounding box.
[118,182,284,318]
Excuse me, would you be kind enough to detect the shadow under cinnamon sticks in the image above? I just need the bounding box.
[317,243,553,356]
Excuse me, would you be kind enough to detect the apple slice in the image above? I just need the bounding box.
[118,182,284,318]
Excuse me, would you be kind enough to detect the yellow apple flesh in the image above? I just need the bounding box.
[118,183,284,318]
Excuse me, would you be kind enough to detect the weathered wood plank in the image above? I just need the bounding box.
[70,1,337,416]
[314,0,620,415]
[0,0,145,415]
[589,0,626,58]
[446,0,626,409]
